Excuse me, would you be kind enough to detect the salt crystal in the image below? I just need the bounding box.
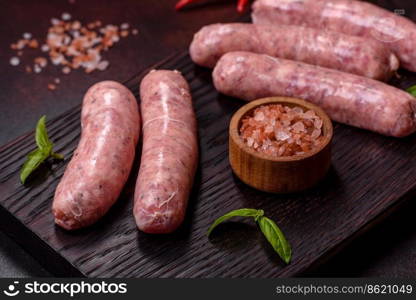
[35,57,47,68]
[120,23,129,30]
[34,64,41,73]
[247,137,254,147]
[63,35,71,45]
[311,128,321,139]
[51,54,65,65]
[254,111,265,121]
[23,32,32,39]
[292,106,303,114]
[9,57,20,66]
[41,44,50,52]
[97,60,109,71]
[62,12,72,21]
[51,18,60,25]
[314,119,323,129]
[265,125,273,133]
[292,121,305,133]
[304,110,316,119]
[132,28,139,35]
[62,66,71,74]
[275,129,290,141]
[72,21,81,30]
[282,119,291,127]
[54,78,61,84]
[48,83,57,91]
[16,40,26,50]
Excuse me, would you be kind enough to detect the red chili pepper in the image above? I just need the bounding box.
[175,0,249,13]
[236,0,249,13]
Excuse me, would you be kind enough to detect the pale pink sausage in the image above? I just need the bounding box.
[213,51,416,137]
[53,81,140,230]
[134,70,198,234]
[190,23,398,81]
[252,0,416,72]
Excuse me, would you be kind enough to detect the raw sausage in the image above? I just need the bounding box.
[134,70,198,234]
[213,51,416,137]
[252,0,416,72]
[53,81,140,230]
[190,23,398,81]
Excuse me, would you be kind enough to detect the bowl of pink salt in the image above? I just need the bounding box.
[229,97,333,193]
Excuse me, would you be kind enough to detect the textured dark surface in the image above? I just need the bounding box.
[1,51,416,277]
[1,0,416,278]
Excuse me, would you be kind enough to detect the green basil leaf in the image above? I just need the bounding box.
[406,85,416,97]
[35,115,53,152]
[257,216,292,264]
[20,115,64,184]
[20,148,49,184]
[207,208,264,236]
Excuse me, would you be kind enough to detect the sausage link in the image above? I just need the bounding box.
[252,0,416,72]
[190,23,398,81]
[134,70,198,234]
[213,51,416,137]
[53,81,140,230]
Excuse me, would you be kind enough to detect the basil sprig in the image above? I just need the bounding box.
[20,116,63,184]
[207,208,292,264]
[406,85,416,97]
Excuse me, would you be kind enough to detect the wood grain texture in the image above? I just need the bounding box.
[1,50,416,278]
[229,97,333,193]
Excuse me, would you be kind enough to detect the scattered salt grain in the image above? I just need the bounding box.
[61,12,71,21]
[23,32,32,39]
[41,44,50,52]
[9,13,139,90]
[51,18,60,25]
[9,57,20,66]
[34,57,47,68]
[132,29,139,35]
[28,39,39,48]
[97,60,109,71]
[47,83,57,91]
[62,66,71,74]
[54,78,61,84]
[33,64,41,73]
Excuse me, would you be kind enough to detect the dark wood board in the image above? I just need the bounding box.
[1,50,416,277]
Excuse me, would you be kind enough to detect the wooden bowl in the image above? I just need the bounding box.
[229,97,333,194]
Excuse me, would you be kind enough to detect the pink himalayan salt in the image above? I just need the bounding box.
[240,104,325,157]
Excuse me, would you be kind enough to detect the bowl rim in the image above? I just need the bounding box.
[229,96,333,162]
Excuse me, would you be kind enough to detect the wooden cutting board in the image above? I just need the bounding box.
[0,52,416,278]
